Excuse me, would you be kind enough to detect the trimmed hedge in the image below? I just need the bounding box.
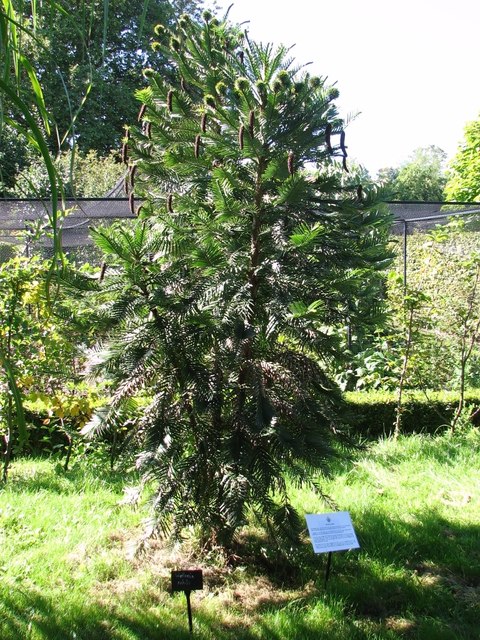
[345,389,480,437]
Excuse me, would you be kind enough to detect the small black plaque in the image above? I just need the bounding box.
[171,569,203,592]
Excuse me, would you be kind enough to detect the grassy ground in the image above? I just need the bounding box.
[0,430,479,639]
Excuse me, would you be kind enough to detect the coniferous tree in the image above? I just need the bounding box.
[86,11,392,547]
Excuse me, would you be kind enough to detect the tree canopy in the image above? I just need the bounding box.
[0,0,204,194]
[444,114,480,202]
[25,0,204,153]
[377,146,447,201]
[11,149,124,198]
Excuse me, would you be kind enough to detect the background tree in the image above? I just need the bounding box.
[376,166,399,191]
[17,0,204,152]
[391,279,430,438]
[343,218,480,409]
[83,11,392,548]
[11,150,124,198]
[444,114,480,202]
[0,124,34,195]
[377,146,447,201]
[1,0,204,193]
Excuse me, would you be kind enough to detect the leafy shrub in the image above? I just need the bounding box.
[0,255,99,476]
[23,383,107,457]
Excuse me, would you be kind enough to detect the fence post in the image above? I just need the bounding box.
[403,219,408,294]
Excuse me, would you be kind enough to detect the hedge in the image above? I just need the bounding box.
[345,389,480,437]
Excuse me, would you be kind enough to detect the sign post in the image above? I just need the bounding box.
[305,512,359,586]
[171,570,203,634]
[324,551,333,588]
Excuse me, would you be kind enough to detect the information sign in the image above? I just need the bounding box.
[305,511,359,554]
[171,569,203,592]
[171,570,203,634]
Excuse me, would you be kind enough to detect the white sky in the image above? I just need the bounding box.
[208,0,480,176]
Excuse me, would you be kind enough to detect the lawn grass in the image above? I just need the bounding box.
[0,430,479,639]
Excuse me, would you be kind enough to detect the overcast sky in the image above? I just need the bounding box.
[208,0,480,176]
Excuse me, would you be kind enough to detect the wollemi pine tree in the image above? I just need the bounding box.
[86,11,392,547]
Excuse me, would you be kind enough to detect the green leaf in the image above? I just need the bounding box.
[19,54,50,135]
[275,173,310,206]
[290,222,324,248]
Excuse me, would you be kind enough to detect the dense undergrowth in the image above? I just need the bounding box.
[1,430,478,640]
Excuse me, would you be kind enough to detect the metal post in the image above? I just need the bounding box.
[403,220,408,294]
[185,590,193,634]
[324,551,333,588]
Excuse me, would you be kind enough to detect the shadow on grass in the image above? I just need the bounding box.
[224,505,480,639]
[0,585,369,640]
[5,458,131,495]
[354,507,480,581]
[2,452,478,639]
[0,587,191,640]
[328,508,480,638]
[1,506,478,640]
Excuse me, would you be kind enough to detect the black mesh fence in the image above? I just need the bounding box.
[0,197,479,262]
[388,201,480,289]
[389,201,480,234]
[0,197,134,250]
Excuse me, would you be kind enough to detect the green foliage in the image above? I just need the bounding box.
[337,342,399,391]
[387,277,431,437]
[0,124,33,195]
[345,389,480,436]
[0,0,62,258]
[11,149,124,198]
[408,221,480,398]
[342,220,480,408]
[378,146,447,201]
[1,0,205,194]
[0,255,98,477]
[336,272,433,393]
[376,165,398,188]
[85,14,392,547]
[0,242,17,264]
[24,382,106,458]
[0,255,50,476]
[444,114,480,202]
[11,0,204,154]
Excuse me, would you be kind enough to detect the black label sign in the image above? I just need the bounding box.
[171,569,203,592]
